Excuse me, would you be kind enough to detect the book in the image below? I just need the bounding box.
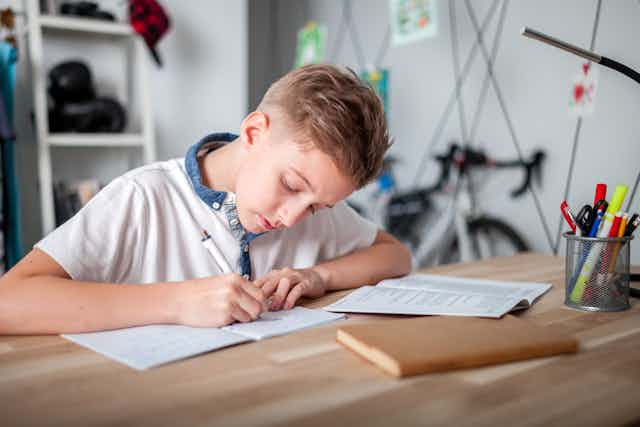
[62,307,344,370]
[324,274,551,318]
[337,315,579,377]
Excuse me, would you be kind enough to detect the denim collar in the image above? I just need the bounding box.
[185,132,237,208]
[185,132,262,243]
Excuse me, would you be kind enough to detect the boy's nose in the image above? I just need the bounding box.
[279,203,308,228]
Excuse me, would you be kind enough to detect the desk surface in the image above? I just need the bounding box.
[1,253,639,427]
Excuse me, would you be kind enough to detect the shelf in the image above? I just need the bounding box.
[27,0,155,234]
[38,15,133,36]
[46,133,146,147]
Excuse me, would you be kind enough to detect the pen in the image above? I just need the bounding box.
[201,229,233,274]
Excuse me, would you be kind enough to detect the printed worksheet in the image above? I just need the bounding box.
[324,274,551,318]
[223,307,344,340]
[63,307,345,370]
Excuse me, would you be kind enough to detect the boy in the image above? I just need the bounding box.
[0,64,411,334]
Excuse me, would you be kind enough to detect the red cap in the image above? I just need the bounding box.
[594,183,607,205]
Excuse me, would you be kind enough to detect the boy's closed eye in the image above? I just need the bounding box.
[281,175,318,215]
[281,176,299,193]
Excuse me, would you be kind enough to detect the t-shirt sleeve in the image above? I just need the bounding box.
[35,176,147,283]
[319,201,378,262]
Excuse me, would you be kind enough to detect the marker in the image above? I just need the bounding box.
[604,213,629,277]
[608,214,623,238]
[570,185,628,303]
[201,229,233,274]
[588,209,604,237]
[594,183,607,206]
[624,213,639,237]
[618,214,629,238]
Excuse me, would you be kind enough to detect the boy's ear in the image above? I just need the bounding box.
[240,111,270,149]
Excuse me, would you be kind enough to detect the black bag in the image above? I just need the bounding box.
[47,60,127,133]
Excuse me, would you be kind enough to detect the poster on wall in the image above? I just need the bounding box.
[389,0,438,46]
[361,68,389,116]
[569,62,598,117]
[294,21,327,68]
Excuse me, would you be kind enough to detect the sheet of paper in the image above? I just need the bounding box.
[324,274,551,318]
[379,274,551,304]
[63,325,250,370]
[62,307,345,370]
[222,306,345,340]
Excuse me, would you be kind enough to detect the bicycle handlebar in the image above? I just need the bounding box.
[429,144,546,198]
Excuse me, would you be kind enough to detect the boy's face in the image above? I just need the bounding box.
[235,115,356,233]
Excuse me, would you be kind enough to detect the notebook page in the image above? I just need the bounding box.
[63,325,250,370]
[378,274,551,304]
[223,306,345,340]
[63,308,345,370]
[324,275,551,318]
[324,286,520,318]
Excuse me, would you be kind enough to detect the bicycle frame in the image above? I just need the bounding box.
[412,171,476,268]
[352,144,536,268]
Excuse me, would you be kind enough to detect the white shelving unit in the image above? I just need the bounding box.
[25,0,155,234]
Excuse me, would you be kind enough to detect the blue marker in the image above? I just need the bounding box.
[588,210,604,237]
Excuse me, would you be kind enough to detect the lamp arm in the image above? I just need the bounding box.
[599,57,640,85]
[522,27,640,85]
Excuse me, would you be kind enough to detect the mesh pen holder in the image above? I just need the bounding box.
[564,232,633,312]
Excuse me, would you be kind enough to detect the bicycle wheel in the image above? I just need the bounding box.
[441,216,529,264]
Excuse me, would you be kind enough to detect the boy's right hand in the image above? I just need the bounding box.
[173,274,267,327]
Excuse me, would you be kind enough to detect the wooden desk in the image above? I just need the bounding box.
[1,253,639,427]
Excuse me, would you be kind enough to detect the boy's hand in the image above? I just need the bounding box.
[175,274,267,327]
[254,268,327,311]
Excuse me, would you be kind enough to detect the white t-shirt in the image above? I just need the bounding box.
[36,158,378,284]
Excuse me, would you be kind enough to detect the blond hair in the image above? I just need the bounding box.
[257,64,390,188]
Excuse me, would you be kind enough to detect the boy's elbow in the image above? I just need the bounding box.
[375,230,412,276]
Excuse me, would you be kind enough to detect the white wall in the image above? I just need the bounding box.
[9,0,640,264]
[13,0,248,249]
[257,0,640,263]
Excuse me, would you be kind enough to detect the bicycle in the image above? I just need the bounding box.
[351,143,545,269]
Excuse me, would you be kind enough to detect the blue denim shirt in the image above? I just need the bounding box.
[185,133,263,279]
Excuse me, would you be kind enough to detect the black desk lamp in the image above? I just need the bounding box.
[521,27,640,293]
[521,27,640,84]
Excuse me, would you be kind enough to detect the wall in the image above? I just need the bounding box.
[253,0,640,263]
[12,0,248,249]
[8,0,640,264]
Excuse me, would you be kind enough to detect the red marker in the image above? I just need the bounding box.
[607,213,622,238]
[560,200,577,233]
[594,183,607,206]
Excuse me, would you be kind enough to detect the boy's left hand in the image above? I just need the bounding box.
[254,268,327,311]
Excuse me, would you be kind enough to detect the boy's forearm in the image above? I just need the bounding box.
[0,275,180,335]
[312,232,412,291]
